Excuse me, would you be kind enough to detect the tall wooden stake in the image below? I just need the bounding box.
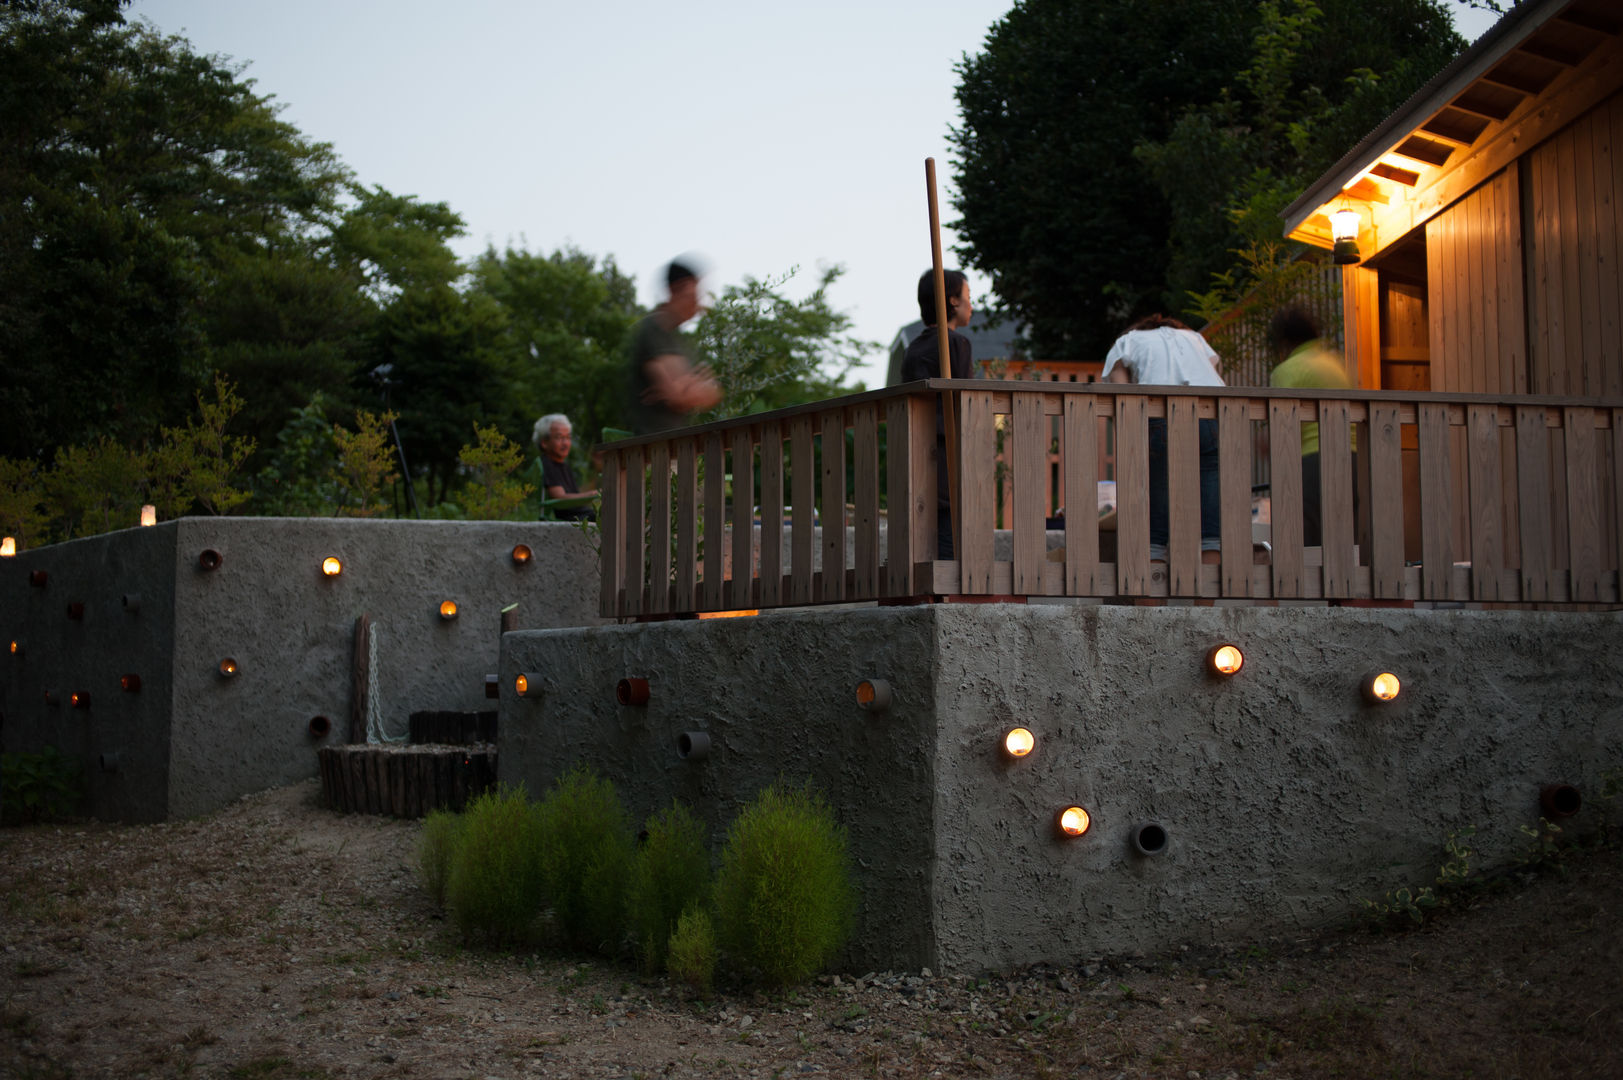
[925,157,960,562]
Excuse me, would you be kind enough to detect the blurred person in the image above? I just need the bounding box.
[1268,306,1353,547]
[627,258,722,434]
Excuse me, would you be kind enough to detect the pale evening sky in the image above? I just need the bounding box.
[129,0,1501,393]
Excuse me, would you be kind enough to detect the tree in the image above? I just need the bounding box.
[950,0,1464,361]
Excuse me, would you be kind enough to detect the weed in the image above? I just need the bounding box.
[446,784,546,946]
[534,766,635,953]
[1362,826,1475,928]
[628,801,711,973]
[415,808,464,909]
[666,904,717,995]
[1518,817,1567,875]
[1,747,84,825]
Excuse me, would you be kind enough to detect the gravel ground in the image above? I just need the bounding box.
[2,779,1619,1080]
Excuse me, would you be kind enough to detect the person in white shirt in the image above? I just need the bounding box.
[1101,314,1224,564]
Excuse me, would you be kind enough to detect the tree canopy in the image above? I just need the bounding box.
[950,0,1464,362]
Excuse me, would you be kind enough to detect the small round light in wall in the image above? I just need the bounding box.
[120,674,142,692]
[70,691,91,710]
[1056,806,1092,838]
[1003,727,1036,758]
[439,600,459,621]
[321,556,342,577]
[218,658,238,678]
[855,679,892,711]
[1362,670,1401,703]
[1207,643,1244,676]
[139,504,156,527]
[516,672,543,698]
[1,536,14,557]
[9,640,21,656]
[511,543,533,565]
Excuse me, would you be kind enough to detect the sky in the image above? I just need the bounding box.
[128,0,1502,393]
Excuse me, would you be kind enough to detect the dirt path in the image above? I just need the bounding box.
[3,780,1619,1079]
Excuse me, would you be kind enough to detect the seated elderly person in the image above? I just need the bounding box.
[533,413,598,521]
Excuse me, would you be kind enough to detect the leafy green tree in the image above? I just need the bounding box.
[456,424,534,521]
[330,410,399,517]
[145,374,257,517]
[690,265,872,422]
[0,457,51,550]
[951,0,1463,361]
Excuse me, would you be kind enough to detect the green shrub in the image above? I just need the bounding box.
[416,808,465,908]
[445,784,545,945]
[1,746,84,825]
[713,782,855,987]
[666,904,717,994]
[534,766,635,953]
[629,802,711,971]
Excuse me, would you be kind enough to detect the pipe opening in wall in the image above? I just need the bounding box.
[218,657,238,678]
[1056,806,1091,838]
[44,689,59,706]
[120,674,141,692]
[198,549,222,571]
[1131,821,1169,857]
[70,691,90,710]
[617,677,650,706]
[100,752,119,772]
[855,679,892,711]
[29,569,47,587]
[1207,644,1244,676]
[484,674,500,699]
[1540,784,1581,820]
[516,673,543,698]
[66,602,84,620]
[308,715,331,739]
[122,593,140,613]
[511,543,533,565]
[677,731,711,761]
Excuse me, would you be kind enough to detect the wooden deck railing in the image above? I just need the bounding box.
[597,381,1623,617]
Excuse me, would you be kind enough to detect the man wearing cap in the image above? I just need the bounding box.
[626,259,722,434]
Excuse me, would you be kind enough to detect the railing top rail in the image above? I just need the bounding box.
[595,379,1623,451]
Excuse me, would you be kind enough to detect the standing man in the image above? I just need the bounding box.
[901,269,977,558]
[627,258,722,434]
[533,413,597,521]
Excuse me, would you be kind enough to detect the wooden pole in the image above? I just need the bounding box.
[925,157,960,561]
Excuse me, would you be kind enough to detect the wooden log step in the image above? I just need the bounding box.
[317,743,497,817]
[407,710,498,746]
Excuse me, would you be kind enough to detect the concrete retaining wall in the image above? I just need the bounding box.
[499,603,1623,972]
[1,518,602,822]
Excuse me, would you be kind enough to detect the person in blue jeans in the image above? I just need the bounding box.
[1102,315,1224,564]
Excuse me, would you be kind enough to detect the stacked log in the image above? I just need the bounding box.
[317,743,497,817]
[407,710,498,746]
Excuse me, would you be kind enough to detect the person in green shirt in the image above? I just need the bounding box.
[1268,306,1352,547]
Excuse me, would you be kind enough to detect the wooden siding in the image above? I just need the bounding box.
[1425,167,1528,396]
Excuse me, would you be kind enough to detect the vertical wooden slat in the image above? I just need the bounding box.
[853,403,881,598]
[624,446,646,615]
[790,416,816,605]
[1269,398,1305,599]
[1115,395,1150,595]
[729,427,755,610]
[648,442,671,614]
[1466,183,1487,391]
[1614,409,1623,598]
[1318,400,1355,598]
[702,432,725,612]
[1564,406,1600,602]
[598,451,623,618]
[1368,403,1405,599]
[759,421,784,608]
[1011,391,1047,594]
[884,397,918,596]
[1219,398,1252,597]
[1467,404,1504,601]
[1063,395,1100,595]
[1166,395,1201,596]
[675,439,698,613]
[1557,127,1583,395]
[1595,102,1622,396]
[1417,403,1453,600]
[820,409,846,602]
[1571,114,1602,396]
[959,390,997,593]
[1516,405,1551,602]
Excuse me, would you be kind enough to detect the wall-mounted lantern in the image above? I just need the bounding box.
[1207,643,1244,677]
[1362,670,1401,704]
[438,600,459,621]
[1331,208,1362,265]
[511,543,533,565]
[1056,806,1092,838]
[321,556,342,577]
[516,673,543,698]
[1003,727,1036,759]
[1,537,14,557]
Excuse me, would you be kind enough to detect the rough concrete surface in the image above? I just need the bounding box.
[502,603,1623,972]
[1,518,601,822]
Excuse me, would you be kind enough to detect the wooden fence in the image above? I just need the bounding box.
[597,381,1623,616]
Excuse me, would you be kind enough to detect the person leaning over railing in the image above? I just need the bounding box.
[1102,314,1224,565]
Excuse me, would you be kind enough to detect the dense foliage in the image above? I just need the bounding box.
[950,0,1465,361]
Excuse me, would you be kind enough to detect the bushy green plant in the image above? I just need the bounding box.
[629,802,711,972]
[713,782,855,987]
[416,808,465,908]
[534,766,635,953]
[445,784,545,945]
[457,423,534,521]
[665,904,717,994]
[1361,826,1475,929]
[1,747,84,825]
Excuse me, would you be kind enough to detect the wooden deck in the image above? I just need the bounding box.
[596,381,1623,616]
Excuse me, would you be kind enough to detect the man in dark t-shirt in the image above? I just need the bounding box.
[626,259,722,433]
[533,413,597,521]
[901,269,976,558]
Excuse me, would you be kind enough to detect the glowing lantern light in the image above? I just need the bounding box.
[70,691,91,710]
[855,679,892,711]
[1363,670,1401,704]
[218,658,238,678]
[511,543,533,565]
[9,640,20,655]
[140,505,156,527]
[322,556,342,577]
[516,672,543,698]
[1057,806,1091,837]
[1330,208,1362,265]
[1207,644,1244,676]
[1,537,14,557]
[439,600,459,620]
[1003,727,1036,758]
